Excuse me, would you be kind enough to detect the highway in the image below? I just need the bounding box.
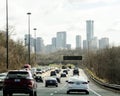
[0,68,120,96]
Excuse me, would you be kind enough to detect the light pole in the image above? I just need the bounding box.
[27,12,31,65]
[33,28,37,64]
[6,0,9,69]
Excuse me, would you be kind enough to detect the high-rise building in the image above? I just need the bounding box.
[99,38,109,49]
[52,37,56,48]
[24,34,34,53]
[56,31,66,49]
[90,37,98,51]
[86,20,94,42]
[66,44,71,50]
[76,35,81,49]
[83,40,88,50]
[36,37,45,54]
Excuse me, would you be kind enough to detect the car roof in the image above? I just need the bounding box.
[46,77,57,81]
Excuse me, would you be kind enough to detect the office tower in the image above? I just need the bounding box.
[24,34,34,53]
[86,20,94,42]
[36,37,44,54]
[76,35,81,49]
[90,37,98,51]
[52,37,56,48]
[83,40,88,50]
[56,31,66,49]
[66,44,71,50]
[99,38,109,49]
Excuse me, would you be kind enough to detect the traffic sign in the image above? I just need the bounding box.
[63,56,82,60]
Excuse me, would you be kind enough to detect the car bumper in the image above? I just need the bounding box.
[3,86,35,94]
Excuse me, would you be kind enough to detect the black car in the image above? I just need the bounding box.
[63,69,68,74]
[34,75,43,82]
[45,77,58,87]
[60,73,67,77]
[51,76,61,83]
[50,71,57,76]
[73,68,79,76]
[3,70,37,96]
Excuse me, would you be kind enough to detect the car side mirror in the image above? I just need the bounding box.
[66,80,68,82]
[88,81,90,83]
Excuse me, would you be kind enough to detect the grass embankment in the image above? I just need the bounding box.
[85,68,107,83]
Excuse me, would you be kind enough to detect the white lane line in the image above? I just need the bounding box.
[90,88,102,96]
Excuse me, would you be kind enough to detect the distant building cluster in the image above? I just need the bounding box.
[24,20,109,54]
[83,20,109,51]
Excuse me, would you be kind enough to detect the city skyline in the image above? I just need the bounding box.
[0,0,120,48]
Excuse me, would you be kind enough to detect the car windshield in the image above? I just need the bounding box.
[7,71,29,78]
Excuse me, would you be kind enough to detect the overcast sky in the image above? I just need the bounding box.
[0,0,120,48]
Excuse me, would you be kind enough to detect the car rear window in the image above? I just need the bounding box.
[7,71,29,78]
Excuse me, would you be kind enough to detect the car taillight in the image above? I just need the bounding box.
[82,82,88,84]
[68,82,74,84]
[4,79,11,85]
[26,79,34,88]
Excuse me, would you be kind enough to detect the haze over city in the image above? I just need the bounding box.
[0,0,120,48]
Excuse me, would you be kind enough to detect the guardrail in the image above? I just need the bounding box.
[84,69,120,91]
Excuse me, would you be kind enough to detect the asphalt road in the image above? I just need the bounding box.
[0,68,120,96]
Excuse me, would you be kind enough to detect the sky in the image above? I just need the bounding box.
[0,0,120,48]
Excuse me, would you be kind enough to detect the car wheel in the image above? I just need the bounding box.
[29,91,34,96]
[9,93,13,96]
[45,84,48,87]
[86,91,89,95]
[56,84,58,87]
[3,92,7,96]
[67,91,70,94]
[34,91,37,96]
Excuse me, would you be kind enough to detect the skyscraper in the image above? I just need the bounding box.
[56,31,66,49]
[86,20,94,42]
[52,37,56,48]
[99,38,109,49]
[76,35,81,49]
[36,37,44,54]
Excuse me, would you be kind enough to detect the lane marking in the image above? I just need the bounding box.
[90,88,102,96]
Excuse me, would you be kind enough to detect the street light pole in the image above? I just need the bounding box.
[6,0,9,69]
[33,28,37,64]
[27,12,31,65]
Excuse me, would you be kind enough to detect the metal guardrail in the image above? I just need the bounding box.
[84,69,120,91]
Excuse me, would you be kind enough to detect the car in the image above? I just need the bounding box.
[55,69,60,74]
[50,71,57,76]
[23,64,31,70]
[51,76,61,83]
[73,68,79,76]
[31,68,37,76]
[60,73,67,77]
[34,75,43,82]
[3,70,37,96]
[66,76,89,94]
[0,73,7,89]
[63,69,68,74]
[45,77,58,87]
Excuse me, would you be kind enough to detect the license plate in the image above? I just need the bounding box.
[76,82,80,85]
[50,81,53,83]
[14,79,20,82]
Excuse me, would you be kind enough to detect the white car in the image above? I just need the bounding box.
[0,73,7,88]
[66,76,89,94]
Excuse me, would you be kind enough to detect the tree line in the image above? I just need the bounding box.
[0,30,120,84]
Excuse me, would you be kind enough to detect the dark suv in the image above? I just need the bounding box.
[3,70,37,96]
[50,71,57,76]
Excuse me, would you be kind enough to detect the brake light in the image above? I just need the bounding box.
[68,81,74,84]
[4,79,11,85]
[26,79,34,88]
[82,82,88,84]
